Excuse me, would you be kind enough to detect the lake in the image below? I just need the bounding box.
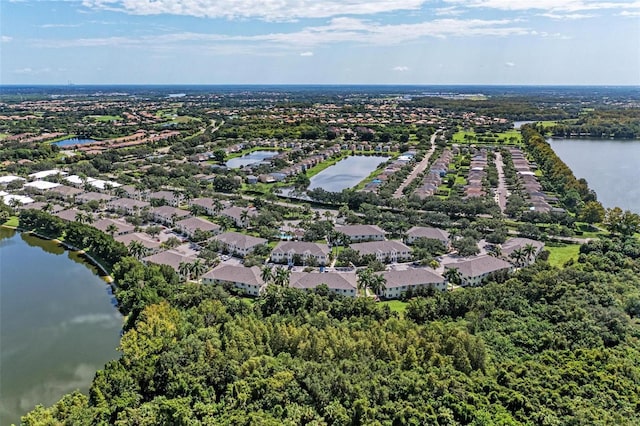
[0,229,122,425]
[54,138,97,147]
[548,138,640,213]
[309,155,389,192]
[513,120,536,129]
[226,150,278,169]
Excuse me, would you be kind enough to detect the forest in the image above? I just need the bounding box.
[20,212,640,425]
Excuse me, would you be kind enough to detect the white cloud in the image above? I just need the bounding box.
[393,65,409,71]
[33,18,534,49]
[539,12,595,19]
[445,0,640,13]
[505,61,515,67]
[300,51,314,56]
[82,0,429,21]
[619,10,640,16]
[40,23,83,28]
[435,6,463,16]
[1,36,12,43]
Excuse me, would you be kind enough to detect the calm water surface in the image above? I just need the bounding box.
[548,138,640,213]
[54,138,97,147]
[0,229,121,425]
[226,150,278,168]
[309,155,389,192]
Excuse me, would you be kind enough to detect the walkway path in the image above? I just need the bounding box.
[393,132,438,199]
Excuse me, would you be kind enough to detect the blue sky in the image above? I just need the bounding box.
[1,0,639,85]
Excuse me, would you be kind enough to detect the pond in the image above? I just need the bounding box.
[54,138,97,147]
[309,155,389,192]
[0,229,122,425]
[548,138,640,213]
[225,150,278,169]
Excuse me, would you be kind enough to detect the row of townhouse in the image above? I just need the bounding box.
[414,149,454,199]
[507,147,553,213]
[270,240,414,266]
[361,153,413,193]
[465,149,488,198]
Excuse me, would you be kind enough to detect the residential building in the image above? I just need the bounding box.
[23,181,61,193]
[449,255,514,287]
[47,185,83,202]
[142,250,197,272]
[219,206,258,228]
[290,272,357,297]
[501,237,545,266]
[336,224,386,242]
[202,264,264,296]
[350,240,412,263]
[75,192,113,205]
[106,198,151,215]
[115,232,163,253]
[190,198,229,216]
[379,269,446,299]
[405,226,450,245]
[147,190,183,207]
[150,205,191,226]
[92,218,135,236]
[175,217,221,239]
[271,241,331,265]
[213,231,268,257]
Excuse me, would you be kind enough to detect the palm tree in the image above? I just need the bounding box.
[128,241,149,260]
[75,211,89,224]
[260,265,273,285]
[106,223,118,237]
[323,210,334,222]
[443,266,462,290]
[190,259,207,283]
[523,243,537,264]
[212,200,223,215]
[178,261,192,282]
[356,268,374,297]
[240,209,250,228]
[510,248,526,267]
[368,272,387,298]
[273,267,290,287]
[489,245,502,258]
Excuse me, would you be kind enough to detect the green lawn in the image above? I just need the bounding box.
[86,115,122,122]
[2,216,19,228]
[381,300,408,315]
[546,244,581,268]
[452,129,522,144]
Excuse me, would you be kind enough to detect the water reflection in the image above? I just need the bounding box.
[21,232,66,256]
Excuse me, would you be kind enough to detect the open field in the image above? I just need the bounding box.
[546,244,581,268]
[453,129,522,144]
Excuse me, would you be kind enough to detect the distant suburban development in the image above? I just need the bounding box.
[1,86,639,299]
[3,85,640,425]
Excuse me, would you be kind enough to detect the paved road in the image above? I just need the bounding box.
[494,151,508,214]
[393,132,438,199]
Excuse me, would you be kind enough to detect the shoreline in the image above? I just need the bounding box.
[3,225,116,284]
